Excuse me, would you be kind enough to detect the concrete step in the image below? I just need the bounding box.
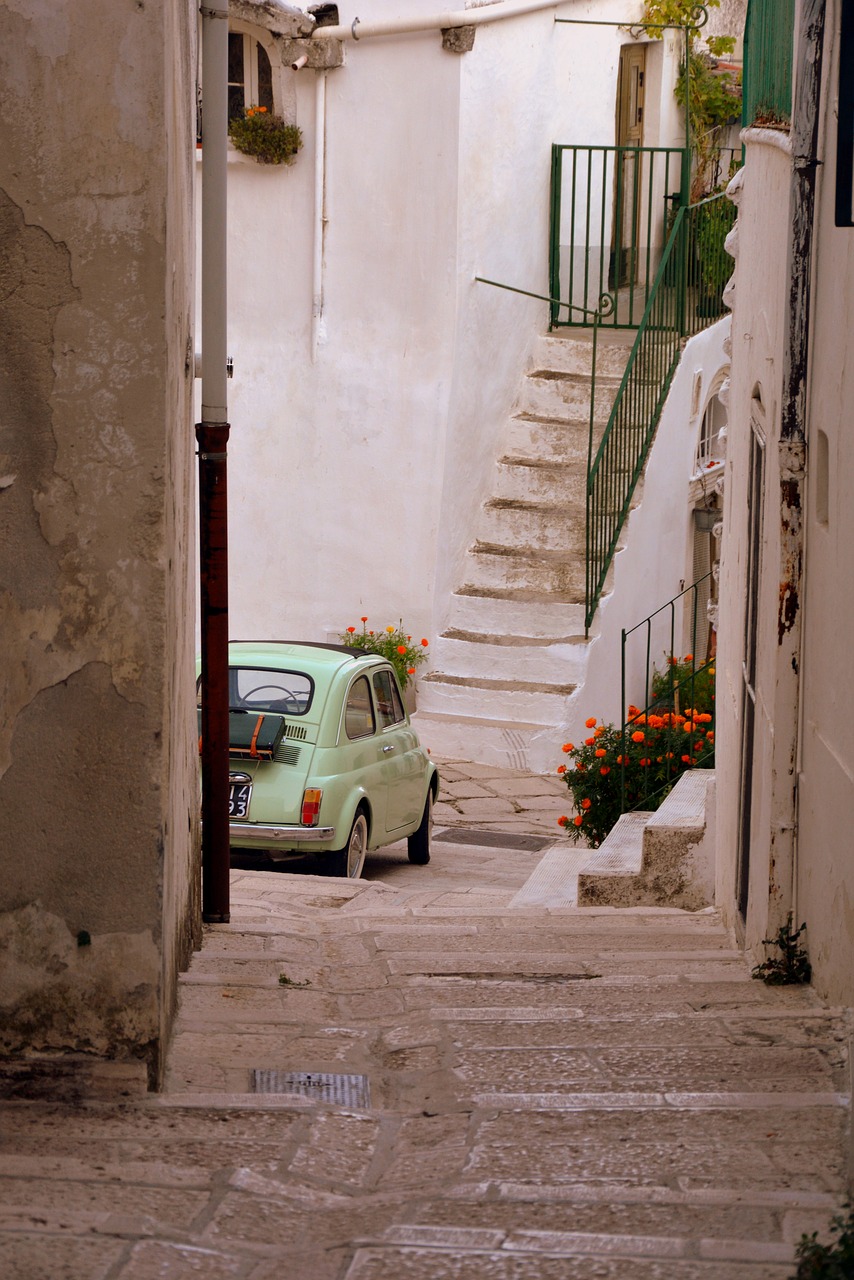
[419,671,575,724]
[464,544,588,598]
[577,770,715,911]
[432,630,591,685]
[445,590,590,638]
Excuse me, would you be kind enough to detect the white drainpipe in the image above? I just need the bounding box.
[311,69,327,362]
[309,0,571,43]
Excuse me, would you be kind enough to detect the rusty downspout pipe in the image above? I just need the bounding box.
[198,0,231,923]
[769,0,826,933]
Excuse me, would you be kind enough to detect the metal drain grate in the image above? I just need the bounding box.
[252,1070,371,1108]
[434,828,551,852]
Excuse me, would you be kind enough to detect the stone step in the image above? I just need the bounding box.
[531,330,635,379]
[410,709,553,772]
[463,544,588,598]
[516,370,622,423]
[445,590,590,638]
[493,457,587,505]
[419,671,575,724]
[506,411,594,458]
[577,770,715,911]
[479,499,587,553]
[432,630,590,685]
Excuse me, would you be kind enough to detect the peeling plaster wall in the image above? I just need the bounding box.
[714,134,790,954]
[0,0,198,1073]
[795,13,854,1008]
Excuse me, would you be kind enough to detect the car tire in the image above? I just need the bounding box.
[407,790,432,865]
[331,811,368,879]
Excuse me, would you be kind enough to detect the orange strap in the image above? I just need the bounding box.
[249,714,264,758]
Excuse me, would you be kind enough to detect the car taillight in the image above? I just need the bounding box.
[301,788,322,826]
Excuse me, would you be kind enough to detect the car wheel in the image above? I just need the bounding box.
[331,811,368,879]
[407,790,432,865]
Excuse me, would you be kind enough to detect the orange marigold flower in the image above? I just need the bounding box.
[585,737,595,746]
[585,717,597,728]
[627,704,641,717]
[631,730,645,743]
[557,765,567,775]
[369,630,374,635]
[648,714,663,729]
[600,766,610,776]
[397,645,407,654]
[684,653,693,662]
[346,626,356,634]
[558,816,568,827]
[595,748,607,758]
[682,754,691,763]
[421,638,429,647]
[562,742,574,753]
[576,762,586,772]
[361,615,368,622]
[616,754,624,765]
[574,814,584,827]
[706,730,715,740]
[386,626,395,634]
[683,722,694,732]
[407,667,416,674]
[594,726,605,737]
[582,798,591,810]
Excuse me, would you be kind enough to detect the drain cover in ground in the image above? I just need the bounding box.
[252,1070,371,1108]
[434,828,551,852]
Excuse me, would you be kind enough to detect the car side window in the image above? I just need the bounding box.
[344,675,376,740]
[373,668,405,729]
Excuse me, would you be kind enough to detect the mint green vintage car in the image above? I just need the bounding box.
[199,641,437,878]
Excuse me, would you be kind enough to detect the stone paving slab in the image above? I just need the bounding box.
[0,759,850,1279]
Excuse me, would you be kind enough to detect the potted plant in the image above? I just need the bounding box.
[228,106,302,165]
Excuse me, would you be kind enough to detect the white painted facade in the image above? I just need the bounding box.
[715,0,854,1007]
[204,0,694,653]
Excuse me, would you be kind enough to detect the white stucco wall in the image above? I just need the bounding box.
[203,0,669,652]
[546,318,731,760]
[714,132,790,953]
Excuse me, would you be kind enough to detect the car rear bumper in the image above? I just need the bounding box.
[228,822,336,844]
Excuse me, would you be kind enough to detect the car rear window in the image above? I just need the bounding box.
[228,667,314,716]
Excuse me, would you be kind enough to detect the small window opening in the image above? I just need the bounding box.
[695,393,728,475]
[815,428,829,525]
[228,31,274,120]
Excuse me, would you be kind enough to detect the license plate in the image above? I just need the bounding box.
[229,782,252,818]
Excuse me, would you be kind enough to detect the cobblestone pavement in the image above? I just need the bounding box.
[0,760,850,1279]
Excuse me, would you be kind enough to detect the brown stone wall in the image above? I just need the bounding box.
[0,0,199,1078]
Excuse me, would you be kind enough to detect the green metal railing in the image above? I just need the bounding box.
[619,574,716,814]
[584,191,733,631]
[549,145,686,329]
[742,0,795,126]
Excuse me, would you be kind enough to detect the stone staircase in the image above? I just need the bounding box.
[577,768,716,910]
[414,329,635,771]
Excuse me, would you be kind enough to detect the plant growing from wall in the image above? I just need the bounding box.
[751,916,812,985]
[641,1,741,200]
[792,1207,854,1278]
[228,106,302,165]
[340,619,429,690]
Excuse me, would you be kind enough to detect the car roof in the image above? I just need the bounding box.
[227,641,382,674]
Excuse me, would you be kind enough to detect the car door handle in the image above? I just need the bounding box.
[382,744,395,753]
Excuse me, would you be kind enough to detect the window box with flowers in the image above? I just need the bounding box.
[228,106,302,165]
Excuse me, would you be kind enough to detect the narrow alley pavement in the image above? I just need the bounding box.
[0,761,850,1279]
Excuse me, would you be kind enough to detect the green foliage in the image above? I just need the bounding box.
[692,195,737,313]
[793,1208,854,1279]
[228,107,302,165]
[278,973,311,987]
[640,0,721,36]
[557,706,715,847]
[651,652,716,716]
[340,619,429,689]
[751,916,812,985]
